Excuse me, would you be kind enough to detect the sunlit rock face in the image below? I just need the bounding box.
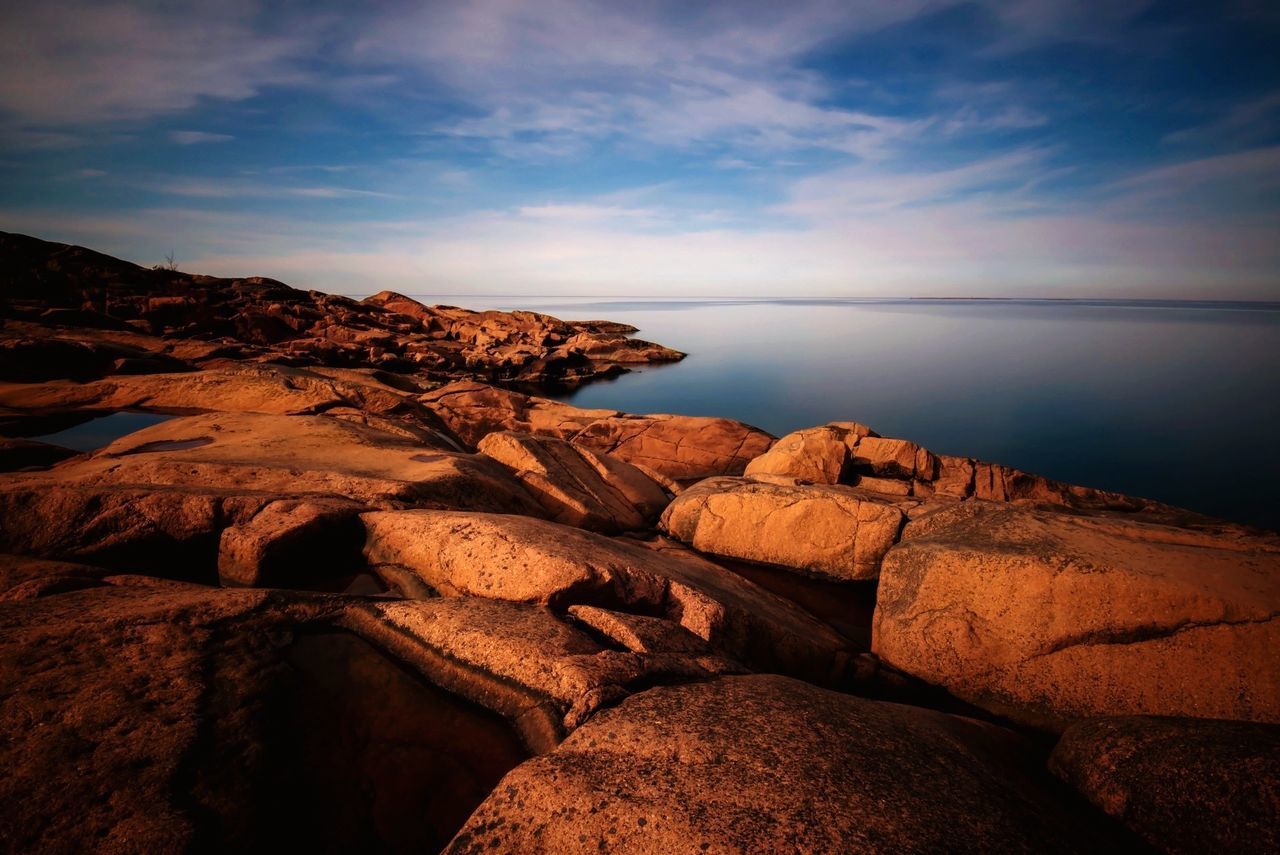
[873,506,1280,729]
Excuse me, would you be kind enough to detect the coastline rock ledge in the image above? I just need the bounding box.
[1,232,1276,853]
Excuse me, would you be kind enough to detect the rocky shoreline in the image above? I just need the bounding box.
[1,233,1277,854]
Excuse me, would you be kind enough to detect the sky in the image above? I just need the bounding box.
[0,0,1278,299]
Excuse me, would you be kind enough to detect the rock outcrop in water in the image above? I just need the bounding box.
[1,232,1276,853]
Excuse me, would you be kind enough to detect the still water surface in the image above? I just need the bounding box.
[430,297,1280,530]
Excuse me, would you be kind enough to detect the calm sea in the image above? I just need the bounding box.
[421,297,1280,530]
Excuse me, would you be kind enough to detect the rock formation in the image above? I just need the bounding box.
[0,231,683,388]
[1050,716,1280,854]
[872,505,1280,729]
[1,231,1276,853]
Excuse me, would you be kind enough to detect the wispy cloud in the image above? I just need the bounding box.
[0,2,311,126]
[169,130,235,145]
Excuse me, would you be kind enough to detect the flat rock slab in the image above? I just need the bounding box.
[444,674,1130,854]
[660,476,914,581]
[360,510,851,685]
[1050,715,1280,855]
[0,412,542,580]
[873,506,1280,728]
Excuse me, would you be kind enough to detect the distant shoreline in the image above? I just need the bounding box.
[364,294,1280,312]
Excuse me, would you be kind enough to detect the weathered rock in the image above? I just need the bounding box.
[873,506,1280,729]
[0,362,461,446]
[445,674,1130,854]
[660,476,913,581]
[421,380,775,482]
[0,554,114,600]
[344,598,742,752]
[478,431,669,532]
[1049,715,1280,855]
[741,420,1178,519]
[0,583,533,853]
[420,381,616,446]
[44,411,536,512]
[744,422,869,483]
[0,413,543,579]
[1,232,683,388]
[572,412,775,483]
[360,510,852,684]
[566,604,715,654]
[217,498,367,587]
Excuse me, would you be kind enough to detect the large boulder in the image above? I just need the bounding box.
[359,510,852,684]
[1049,715,1280,854]
[873,506,1280,729]
[660,476,914,581]
[477,431,670,532]
[445,674,1130,854]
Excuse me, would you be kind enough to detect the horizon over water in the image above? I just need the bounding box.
[396,295,1280,530]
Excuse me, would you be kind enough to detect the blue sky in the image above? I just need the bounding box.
[1,0,1278,298]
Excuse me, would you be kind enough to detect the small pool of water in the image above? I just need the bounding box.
[29,411,174,452]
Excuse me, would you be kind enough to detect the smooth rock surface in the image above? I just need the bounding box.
[873,506,1280,728]
[660,476,913,581]
[345,597,742,752]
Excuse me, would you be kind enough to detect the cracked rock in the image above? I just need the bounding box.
[872,505,1280,728]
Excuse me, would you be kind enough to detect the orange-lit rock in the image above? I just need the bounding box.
[360,510,851,683]
[477,431,670,532]
[445,674,1128,854]
[873,506,1280,728]
[660,476,913,580]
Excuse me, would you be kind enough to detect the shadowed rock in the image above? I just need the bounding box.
[0,583,533,853]
[360,510,852,684]
[477,431,671,532]
[873,506,1280,729]
[344,597,742,753]
[0,436,77,471]
[1,231,682,388]
[1049,715,1279,854]
[444,674,1132,854]
[1049,715,1280,855]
